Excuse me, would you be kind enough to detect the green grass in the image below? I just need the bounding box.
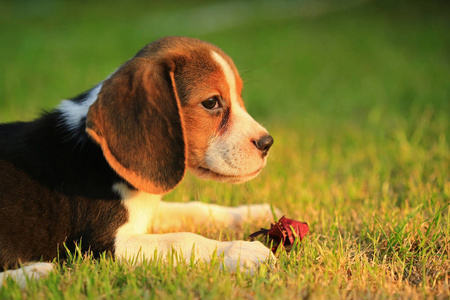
[1,0,449,298]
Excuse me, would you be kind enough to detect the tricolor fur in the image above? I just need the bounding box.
[0,37,275,286]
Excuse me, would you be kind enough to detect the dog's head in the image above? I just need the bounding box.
[86,37,273,194]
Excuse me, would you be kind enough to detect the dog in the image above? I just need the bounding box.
[0,36,276,287]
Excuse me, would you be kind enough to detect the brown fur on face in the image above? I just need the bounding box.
[86,37,269,194]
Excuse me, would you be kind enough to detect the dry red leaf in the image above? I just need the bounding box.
[249,216,309,253]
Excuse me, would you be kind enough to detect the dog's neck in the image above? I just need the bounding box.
[0,84,134,200]
[56,83,102,144]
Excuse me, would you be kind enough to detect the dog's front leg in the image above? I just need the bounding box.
[152,201,280,232]
[115,232,274,273]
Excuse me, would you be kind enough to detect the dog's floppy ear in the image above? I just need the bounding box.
[86,58,185,194]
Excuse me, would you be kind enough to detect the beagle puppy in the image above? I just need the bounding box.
[0,36,275,286]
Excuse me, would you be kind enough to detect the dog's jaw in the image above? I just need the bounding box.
[191,165,263,183]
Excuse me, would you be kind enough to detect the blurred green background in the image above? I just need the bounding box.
[1,0,448,124]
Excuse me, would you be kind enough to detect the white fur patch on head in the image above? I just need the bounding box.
[198,50,269,182]
[211,51,238,106]
[57,83,102,130]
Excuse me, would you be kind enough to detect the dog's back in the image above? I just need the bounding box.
[0,111,127,270]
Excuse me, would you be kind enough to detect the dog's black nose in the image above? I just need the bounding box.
[253,135,274,157]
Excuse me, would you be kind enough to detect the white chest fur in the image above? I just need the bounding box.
[113,183,162,237]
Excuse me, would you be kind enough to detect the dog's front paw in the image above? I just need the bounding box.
[220,240,275,274]
[232,204,282,227]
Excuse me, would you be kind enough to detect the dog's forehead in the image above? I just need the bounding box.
[176,48,221,74]
[136,37,228,66]
[170,52,219,103]
[175,49,244,107]
[134,37,244,106]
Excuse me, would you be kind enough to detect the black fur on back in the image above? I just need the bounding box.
[0,93,130,270]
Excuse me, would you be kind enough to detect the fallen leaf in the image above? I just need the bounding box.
[249,216,309,253]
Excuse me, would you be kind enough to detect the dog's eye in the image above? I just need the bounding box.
[201,96,220,110]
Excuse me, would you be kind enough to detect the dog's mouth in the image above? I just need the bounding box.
[192,166,262,183]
